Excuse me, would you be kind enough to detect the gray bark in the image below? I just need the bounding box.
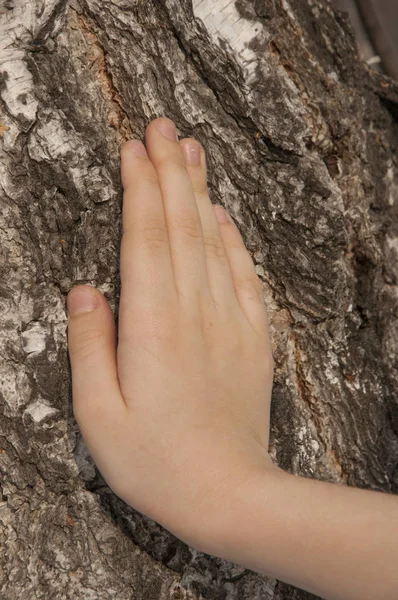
[0,0,397,598]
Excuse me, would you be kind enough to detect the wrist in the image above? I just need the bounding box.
[195,458,288,563]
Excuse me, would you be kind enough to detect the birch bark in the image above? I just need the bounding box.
[0,1,397,598]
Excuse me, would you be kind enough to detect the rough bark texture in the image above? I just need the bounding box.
[1,0,398,598]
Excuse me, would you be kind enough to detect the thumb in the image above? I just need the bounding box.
[67,285,124,424]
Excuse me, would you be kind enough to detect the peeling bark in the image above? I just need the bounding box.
[0,0,397,598]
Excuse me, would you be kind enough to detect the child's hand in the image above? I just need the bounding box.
[67,118,274,552]
[67,118,398,600]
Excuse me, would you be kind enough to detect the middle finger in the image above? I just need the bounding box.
[145,118,210,301]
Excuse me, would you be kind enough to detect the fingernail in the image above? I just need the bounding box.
[214,205,229,224]
[123,140,147,157]
[156,119,178,141]
[183,142,201,166]
[67,286,98,316]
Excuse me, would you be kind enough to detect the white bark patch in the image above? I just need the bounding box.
[25,400,58,423]
[387,236,398,255]
[0,0,67,130]
[385,161,397,206]
[21,322,49,355]
[28,109,115,204]
[0,50,38,125]
[27,111,87,163]
[1,117,20,150]
[0,9,39,126]
[193,0,260,83]
[281,0,296,23]
[191,0,307,150]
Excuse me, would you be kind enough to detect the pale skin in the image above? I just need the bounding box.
[67,118,398,600]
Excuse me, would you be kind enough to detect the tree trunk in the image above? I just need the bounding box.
[1,0,397,598]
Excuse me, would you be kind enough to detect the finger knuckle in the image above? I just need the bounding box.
[70,325,107,362]
[224,238,244,252]
[139,168,159,185]
[192,182,208,197]
[203,233,225,259]
[156,155,186,176]
[236,273,263,300]
[174,211,202,242]
[123,164,159,191]
[122,305,176,345]
[139,221,169,249]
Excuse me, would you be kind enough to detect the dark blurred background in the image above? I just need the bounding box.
[333,0,398,79]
